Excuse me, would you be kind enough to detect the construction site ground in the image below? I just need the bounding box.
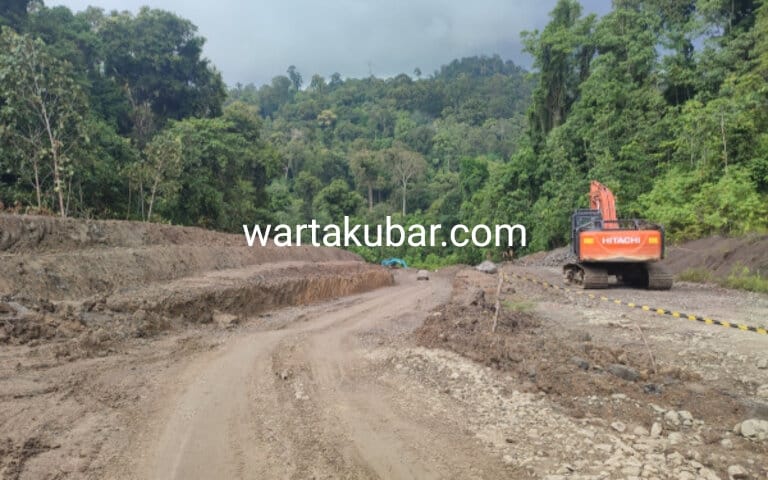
[1,214,767,479]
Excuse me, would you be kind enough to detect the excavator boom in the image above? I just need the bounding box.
[589,181,617,228]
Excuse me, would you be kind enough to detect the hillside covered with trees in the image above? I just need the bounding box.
[1,0,767,266]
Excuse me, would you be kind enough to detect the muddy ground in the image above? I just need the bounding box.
[1,214,767,479]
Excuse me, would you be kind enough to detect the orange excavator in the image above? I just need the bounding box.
[563,181,673,290]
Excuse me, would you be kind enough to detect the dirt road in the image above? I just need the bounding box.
[108,271,510,480]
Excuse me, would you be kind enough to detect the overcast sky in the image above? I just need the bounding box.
[50,0,610,86]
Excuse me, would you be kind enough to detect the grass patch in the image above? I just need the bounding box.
[678,268,713,283]
[502,300,535,312]
[679,265,768,294]
[723,266,768,294]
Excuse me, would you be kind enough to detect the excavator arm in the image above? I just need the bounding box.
[590,181,617,228]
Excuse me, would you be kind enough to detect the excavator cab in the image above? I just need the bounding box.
[563,182,673,290]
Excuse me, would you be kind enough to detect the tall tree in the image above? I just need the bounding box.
[99,7,225,129]
[385,144,427,215]
[522,0,596,147]
[144,130,182,221]
[287,65,303,91]
[0,27,87,216]
[350,148,383,210]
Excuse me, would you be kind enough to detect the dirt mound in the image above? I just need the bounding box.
[665,234,768,279]
[0,214,247,254]
[0,214,394,346]
[0,245,362,301]
[413,267,752,450]
[414,270,540,368]
[515,246,571,267]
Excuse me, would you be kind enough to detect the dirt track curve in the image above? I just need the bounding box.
[111,272,510,480]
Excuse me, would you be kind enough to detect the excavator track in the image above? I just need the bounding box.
[563,263,609,289]
[645,263,674,290]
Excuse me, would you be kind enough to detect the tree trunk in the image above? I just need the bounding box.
[127,181,132,219]
[367,183,373,211]
[40,102,66,217]
[147,176,160,222]
[139,182,145,221]
[51,146,65,217]
[32,159,41,210]
[720,112,728,171]
[402,182,407,216]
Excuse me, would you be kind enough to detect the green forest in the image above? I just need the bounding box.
[1,0,767,266]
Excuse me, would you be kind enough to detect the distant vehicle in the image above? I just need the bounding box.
[563,181,673,290]
[381,258,407,269]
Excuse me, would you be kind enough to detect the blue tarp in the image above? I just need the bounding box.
[380,257,407,268]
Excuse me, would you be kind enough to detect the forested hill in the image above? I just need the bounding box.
[1,0,767,268]
[226,55,533,230]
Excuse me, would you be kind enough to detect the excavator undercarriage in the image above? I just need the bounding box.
[563,261,674,290]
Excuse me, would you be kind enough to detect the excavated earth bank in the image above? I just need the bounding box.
[0,214,393,345]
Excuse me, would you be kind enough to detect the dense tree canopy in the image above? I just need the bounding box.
[1,0,767,267]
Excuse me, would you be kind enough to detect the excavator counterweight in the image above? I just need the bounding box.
[563,181,673,290]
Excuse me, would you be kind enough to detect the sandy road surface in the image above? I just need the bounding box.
[110,271,508,480]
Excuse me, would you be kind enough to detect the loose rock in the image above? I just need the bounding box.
[570,356,590,370]
[475,261,498,274]
[665,410,682,427]
[606,363,639,382]
[611,421,626,433]
[756,384,768,399]
[727,465,748,480]
[668,432,684,445]
[736,418,768,441]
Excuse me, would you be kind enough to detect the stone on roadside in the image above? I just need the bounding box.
[633,426,649,436]
[475,260,498,274]
[651,422,663,437]
[416,270,430,281]
[678,410,694,426]
[570,356,590,370]
[757,358,768,369]
[756,384,768,399]
[665,409,681,426]
[611,421,626,433]
[727,465,748,480]
[736,418,768,441]
[606,363,639,382]
[668,432,684,445]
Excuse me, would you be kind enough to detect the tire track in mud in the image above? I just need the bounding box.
[119,274,508,480]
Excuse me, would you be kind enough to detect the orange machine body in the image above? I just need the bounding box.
[578,229,663,262]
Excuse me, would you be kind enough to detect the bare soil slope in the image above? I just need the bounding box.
[665,234,768,279]
[0,214,393,346]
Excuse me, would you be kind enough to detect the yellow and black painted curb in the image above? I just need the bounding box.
[507,271,768,336]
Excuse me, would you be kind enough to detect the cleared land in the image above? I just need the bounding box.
[1,215,767,479]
